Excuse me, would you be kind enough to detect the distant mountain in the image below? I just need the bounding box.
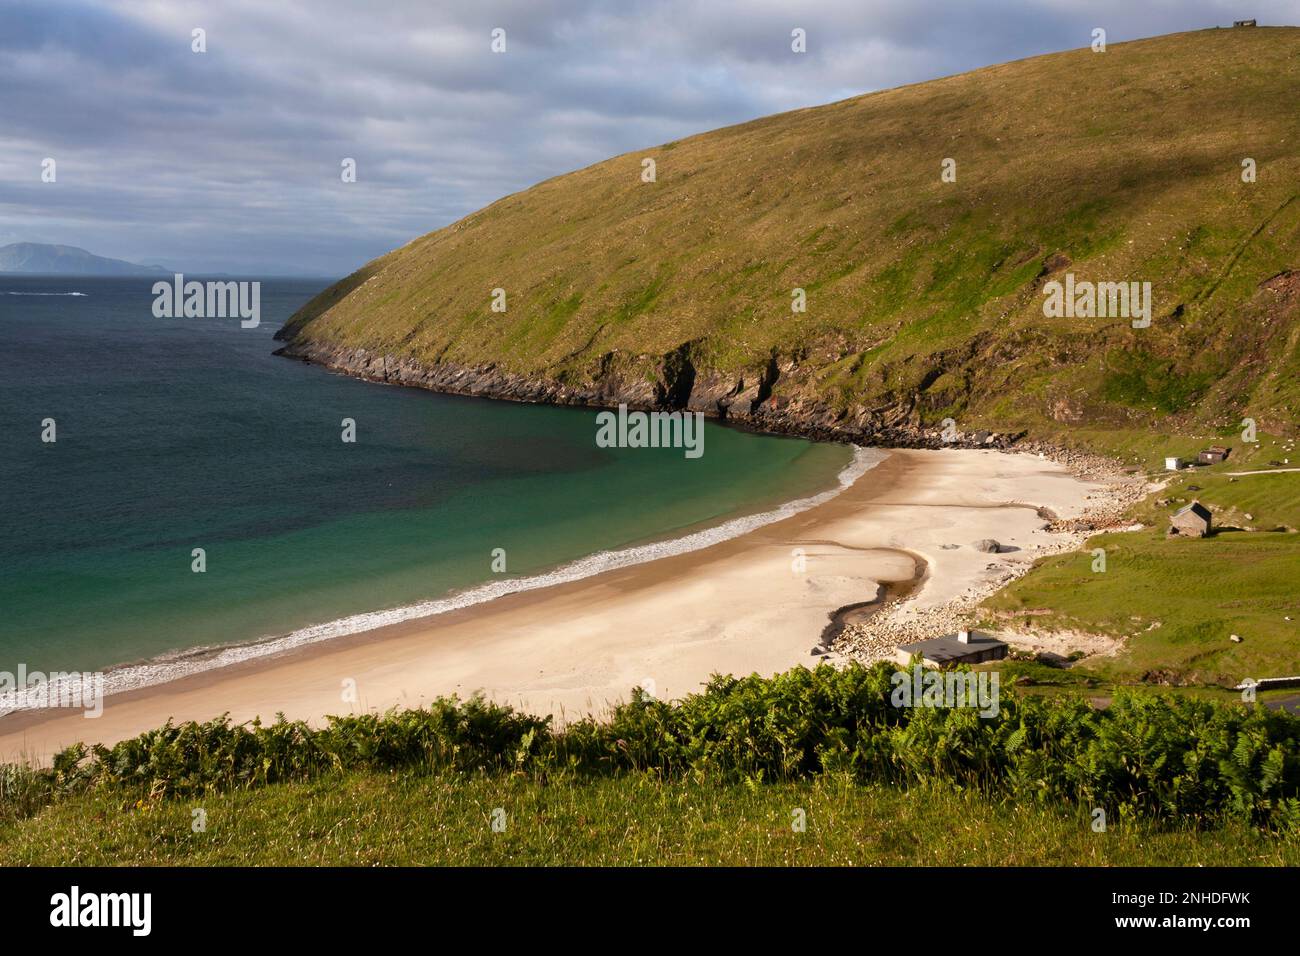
[0,243,169,276]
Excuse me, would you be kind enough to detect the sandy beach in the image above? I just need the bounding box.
[0,447,1123,763]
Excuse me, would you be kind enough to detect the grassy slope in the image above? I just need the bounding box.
[982,460,1300,684]
[279,27,1300,444]
[4,771,1295,866]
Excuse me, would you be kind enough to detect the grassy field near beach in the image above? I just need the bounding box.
[981,462,1300,685]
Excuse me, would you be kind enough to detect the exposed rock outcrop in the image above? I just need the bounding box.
[273,337,1027,450]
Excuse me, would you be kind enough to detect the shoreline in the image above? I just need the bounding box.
[0,447,1128,763]
[0,443,876,717]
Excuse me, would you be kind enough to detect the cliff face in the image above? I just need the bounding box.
[275,29,1300,449]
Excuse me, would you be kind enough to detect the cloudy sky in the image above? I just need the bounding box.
[0,0,1289,276]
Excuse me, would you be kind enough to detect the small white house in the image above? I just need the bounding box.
[1164,456,1182,471]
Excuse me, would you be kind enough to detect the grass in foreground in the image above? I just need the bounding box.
[3,660,1298,861]
[3,771,1295,867]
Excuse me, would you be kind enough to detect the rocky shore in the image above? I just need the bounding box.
[271,338,1026,450]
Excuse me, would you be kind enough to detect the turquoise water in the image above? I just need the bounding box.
[0,276,852,678]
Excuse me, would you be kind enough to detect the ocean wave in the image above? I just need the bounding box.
[1,291,89,296]
[0,445,885,713]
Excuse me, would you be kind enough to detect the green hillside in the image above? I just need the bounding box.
[276,27,1300,447]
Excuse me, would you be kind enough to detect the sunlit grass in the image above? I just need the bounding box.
[4,771,1295,867]
[983,469,1300,683]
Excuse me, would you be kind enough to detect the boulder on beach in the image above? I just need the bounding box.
[972,539,1001,553]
